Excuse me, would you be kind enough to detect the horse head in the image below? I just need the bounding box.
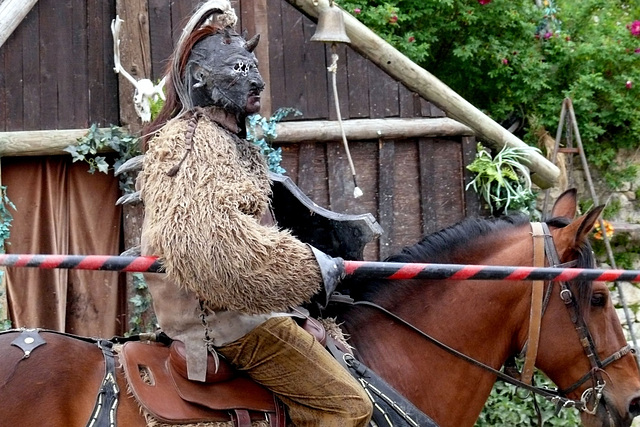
[533,189,640,427]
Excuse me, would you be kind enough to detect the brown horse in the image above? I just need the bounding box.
[0,189,638,426]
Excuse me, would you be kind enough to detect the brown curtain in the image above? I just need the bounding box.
[1,156,125,337]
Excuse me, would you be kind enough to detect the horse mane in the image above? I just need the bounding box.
[342,213,595,318]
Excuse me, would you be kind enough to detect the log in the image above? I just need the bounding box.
[264,118,474,142]
[284,0,560,189]
[0,0,38,48]
[0,128,114,156]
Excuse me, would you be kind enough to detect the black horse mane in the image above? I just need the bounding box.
[341,213,595,318]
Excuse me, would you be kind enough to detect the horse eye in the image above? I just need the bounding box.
[591,293,607,307]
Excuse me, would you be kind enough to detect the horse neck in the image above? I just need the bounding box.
[342,227,534,427]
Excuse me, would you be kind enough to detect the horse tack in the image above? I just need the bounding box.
[120,341,286,427]
[520,222,546,385]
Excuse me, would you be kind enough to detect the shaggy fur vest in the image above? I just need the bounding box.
[140,114,322,315]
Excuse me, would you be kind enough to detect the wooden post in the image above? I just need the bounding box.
[284,0,560,189]
[115,0,153,334]
[0,0,38,48]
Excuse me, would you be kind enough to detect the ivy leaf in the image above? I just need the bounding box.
[94,156,109,174]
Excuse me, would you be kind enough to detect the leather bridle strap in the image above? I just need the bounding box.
[521,222,546,384]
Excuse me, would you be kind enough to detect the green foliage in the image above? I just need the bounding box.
[246,108,303,174]
[64,124,142,193]
[466,143,539,216]
[339,0,640,188]
[476,372,580,426]
[127,273,156,335]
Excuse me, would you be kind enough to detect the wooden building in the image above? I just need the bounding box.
[0,0,556,335]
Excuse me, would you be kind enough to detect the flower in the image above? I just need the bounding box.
[478,0,491,4]
[626,80,633,89]
[544,31,552,39]
[593,220,614,240]
[628,20,640,36]
[408,36,415,43]
[635,47,640,53]
[389,14,398,24]
[502,58,509,65]
[353,8,361,14]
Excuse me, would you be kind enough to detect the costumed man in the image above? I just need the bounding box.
[138,1,372,426]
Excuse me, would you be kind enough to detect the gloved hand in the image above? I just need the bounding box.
[308,245,345,308]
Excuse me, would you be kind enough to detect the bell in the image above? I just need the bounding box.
[310,5,351,44]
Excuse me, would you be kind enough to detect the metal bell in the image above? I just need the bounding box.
[310,5,351,44]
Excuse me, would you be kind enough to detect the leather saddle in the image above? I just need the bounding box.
[120,318,328,427]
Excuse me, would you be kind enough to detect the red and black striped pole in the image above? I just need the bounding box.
[0,254,640,283]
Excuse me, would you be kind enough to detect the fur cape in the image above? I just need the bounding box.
[140,114,322,314]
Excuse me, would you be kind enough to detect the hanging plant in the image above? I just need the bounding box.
[466,143,539,217]
[246,107,302,174]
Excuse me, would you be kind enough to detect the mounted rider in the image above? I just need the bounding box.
[137,1,372,425]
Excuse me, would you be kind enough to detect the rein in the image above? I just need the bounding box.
[336,221,633,417]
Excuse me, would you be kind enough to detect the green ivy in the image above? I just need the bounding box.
[246,107,303,174]
[64,124,142,194]
[127,273,156,335]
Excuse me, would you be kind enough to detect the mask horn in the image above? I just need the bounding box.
[245,34,260,52]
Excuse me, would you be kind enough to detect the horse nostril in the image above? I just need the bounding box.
[628,395,640,417]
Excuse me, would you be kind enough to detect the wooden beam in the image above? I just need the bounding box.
[283,0,560,189]
[115,0,152,132]
[264,118,474,142]
[0,128,115,156]
[0,0,38,48]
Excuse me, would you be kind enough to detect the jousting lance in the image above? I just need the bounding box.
[0,254,639,283]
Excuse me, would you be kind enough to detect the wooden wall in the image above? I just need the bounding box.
[0,0,118,131]
[0,0,480,261]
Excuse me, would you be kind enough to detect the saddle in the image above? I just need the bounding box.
[120,318,328,427]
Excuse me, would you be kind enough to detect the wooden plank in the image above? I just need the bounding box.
[263,118,474,142]
[326,141,349,213]
[461,135,481,217]
[398,84,415,118]
[281,1,307,116]
[267,0,285,112]
[378,139,395,259]
[87,0,106,124]
[102,0,119,125]
[327,43,348,121]
[21,2,40,130]
[418,138,437,235]
[0,42,6,130]
[54,0,74,129]
[115,0,152,132]
[0,128,116,156]
[301,15,329,119]
[346,47,369,118]
[431,138,465,228]
[369,64,399,118]
[296,141,317,197]
[148,0,172,80]
[0,0,38,48]
[4,7,23,131]
[391,140,421,252]
[38,0,58,128]
[70,0,87,128]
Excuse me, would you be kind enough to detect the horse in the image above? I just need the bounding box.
[0,189,638,427]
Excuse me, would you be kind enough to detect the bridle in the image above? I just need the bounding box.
[526,222,633,416]
[335,221,634,417]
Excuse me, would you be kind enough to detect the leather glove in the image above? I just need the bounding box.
[308,245,345,308]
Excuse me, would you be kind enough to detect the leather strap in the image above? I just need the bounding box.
[232,409,251,427]
[521,222,546,384]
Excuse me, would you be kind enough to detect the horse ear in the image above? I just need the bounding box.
[554,205,605,253]
[550,188,578,219]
